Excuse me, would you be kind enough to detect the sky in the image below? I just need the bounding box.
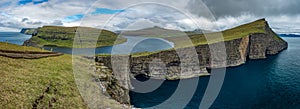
[0,0,299,33]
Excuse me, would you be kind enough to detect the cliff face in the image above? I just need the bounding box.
[95,62,131,104]
[96,21,287,80]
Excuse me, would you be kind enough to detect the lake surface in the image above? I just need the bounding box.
[130,37,300,109]
[0,32,31,45]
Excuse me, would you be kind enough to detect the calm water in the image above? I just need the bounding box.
[130,37,300,109]
[0,32,31,45]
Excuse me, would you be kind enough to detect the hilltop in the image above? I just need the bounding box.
[165,18,283,48]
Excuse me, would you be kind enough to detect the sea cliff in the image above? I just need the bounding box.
[96,19,287,80]
[94,19,288,104]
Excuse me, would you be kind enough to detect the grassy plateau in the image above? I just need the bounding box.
[0,43,125,108]
[29,26,127,48]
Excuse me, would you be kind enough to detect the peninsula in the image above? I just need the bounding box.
[23,26,127,48]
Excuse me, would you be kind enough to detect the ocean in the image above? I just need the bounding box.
[0,32,32,45]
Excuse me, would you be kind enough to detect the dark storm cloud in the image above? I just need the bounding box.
[26,21,43,25]
[21,18,29,22]
[187,0,300,18]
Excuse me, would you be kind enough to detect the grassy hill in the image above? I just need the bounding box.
[166,18,282,48]
[0,43,126,108]
[29,26,127,48]
[120,18,284,57]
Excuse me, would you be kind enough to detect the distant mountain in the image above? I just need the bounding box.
[120,26,194,38]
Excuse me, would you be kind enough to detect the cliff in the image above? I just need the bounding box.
[94,19,287,104]
[20,28,38,35]
[96,19,287,80]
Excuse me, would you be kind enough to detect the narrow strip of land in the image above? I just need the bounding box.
[0,49,63,59]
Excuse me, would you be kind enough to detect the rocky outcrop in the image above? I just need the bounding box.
[249,23,288,59]
[94,62,131,105]
[23,38,39,48]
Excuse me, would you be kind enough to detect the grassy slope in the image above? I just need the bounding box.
[1,42,44,51]
[30,26,127,48]
[0,43,124,108]
[167,19,267,48]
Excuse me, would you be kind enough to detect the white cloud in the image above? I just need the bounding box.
[0,0,299,33]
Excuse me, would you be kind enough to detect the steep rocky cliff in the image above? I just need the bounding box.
[95,19,287,104]
[96,19,287,80]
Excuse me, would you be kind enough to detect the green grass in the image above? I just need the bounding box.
[31,26,127,48]
[0,44,125,108]
[0,42,45,51]
[179,18,267,47]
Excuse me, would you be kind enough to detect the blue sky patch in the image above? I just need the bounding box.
[18,0,48,5]
[91,8,124,15]
[63,14,84,22]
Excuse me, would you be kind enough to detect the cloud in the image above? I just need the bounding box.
[26,21,43,25]
[188,0,300,18]
[51,20,63,25]
[0,0,299,33]
[21,18,28,22]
